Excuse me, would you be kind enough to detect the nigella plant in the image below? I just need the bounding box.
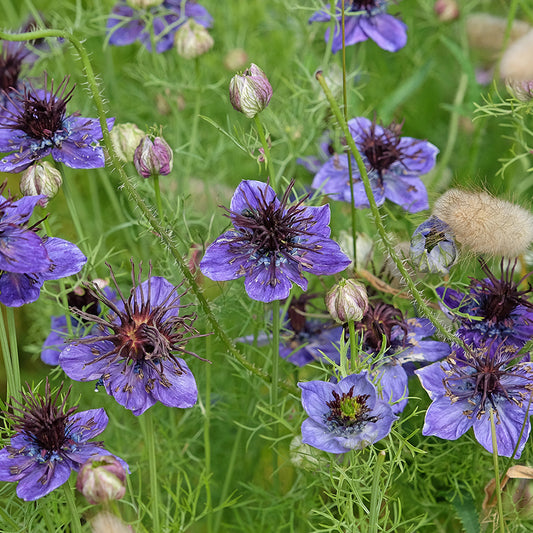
[352,301,451,413]
[312,117,438,213]
[309,1,407,54]
[0,380,128,501]
[416,343,533,458]
[59,262,207,416]
[199,179,351,303]
[299,372,397,454]
[106,0,213,53]
[0,41,37,108]
[0,75,114,173]
[437,259,533,351]
[0,186,87,307]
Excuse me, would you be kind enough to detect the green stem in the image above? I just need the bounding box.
[490,410,505,533]
[253,114,275,189]
[0,29,297,396]
[340,0,357,268]
[0,306,19,403]
[271,299,280,489]
[204,335,213,533]
[61,172,86,247]
[142,411,161,532]
[348,320,359,373]
[368,451,386,533]
[63,483,82,533]
[315,71,458,346]
[153,174,164,221]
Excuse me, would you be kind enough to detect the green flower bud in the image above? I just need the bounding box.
[229,63,272,119]
[110,122,145,163]
[19,161,62,206]
[175,19,214,59]
[326,279,368,324]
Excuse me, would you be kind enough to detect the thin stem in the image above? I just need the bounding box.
[271,299,280,490]
[490,409,505,533]
[63,483,82,533]
[153,174,164,220]
[341,0,357,268]
[368,450,386,533]
[315,71,459,347]
[61,172,86,247]
[0,306,18,403]
[204,335,213,533]
[253,114,275,189]
[142,411,161,532]
[5,308,20,402]
[348,320,359,372]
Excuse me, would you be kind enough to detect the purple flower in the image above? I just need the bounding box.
[299,372,397,453]
[0,380,127,501]
[437,259,533,350]
[309,1,407,53]
[106,0,213,54]
[0,75,114,173]
[312,117,438,213]
[0,41,37,108]
[353,301,451,413]
[59,263,205,416]
[199,179,351,303]
[416,343,533,458]
[0,188,87,307]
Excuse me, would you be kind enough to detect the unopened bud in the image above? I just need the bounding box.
[110,122,145,162]
[224,48,248,71]
[20,161,62,206]
[76,455,127,505]
[410,216,457,275]
[127,0,163,8]
[175,19,214,59]
[229,63,272,119]
[325,279,368,323]
[500,29,533,81]
[506,78,533,102]
[434,0,459,22]
[133,135,173,178]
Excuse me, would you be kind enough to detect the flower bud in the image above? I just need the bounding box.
[127,0,163,8]
[506,78,533,102]
[500,29,533,81]
[20,161,62,206]
[229,63,272,119]
[409,216,457,275]
[434,0,459,22]
[325,279,368,324]
[91,511,134,533]
[175,19,214,59]
[76,455,127,505]
[224,48,248,71]
[110,122,145,162]
[133,135,173,178]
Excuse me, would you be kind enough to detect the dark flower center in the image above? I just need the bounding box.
[473,259,533,324]
[354,301,408,353]
[0,45,25,93]
[326,387,377,428]
[6,75,74,140]
[351,0,379,12]
[359,120,404,176]
[9,380,78,453]
[71,263,207,379]
[226,180,319,286]
[425,228,446,253]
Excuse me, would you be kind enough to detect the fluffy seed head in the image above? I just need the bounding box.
[433,189,533,257]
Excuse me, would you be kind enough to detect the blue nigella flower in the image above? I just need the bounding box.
[0,380,128,501]
[416,342,533,458]
[351,301,451,414]
[312,117,438,213]
[0,187,86,307]
[309,1,407,54]
[59,263,206,416]
[0,75,114,173]
[106,0,213,53]
[299,372,397,454]
[410,216,457,275]
[199,179,351,303]
[437,259,533,351]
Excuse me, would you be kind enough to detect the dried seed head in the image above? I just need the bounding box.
[433,189,533,257]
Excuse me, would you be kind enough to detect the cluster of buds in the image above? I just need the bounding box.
[229,63,272,119]
[133,134,173,178]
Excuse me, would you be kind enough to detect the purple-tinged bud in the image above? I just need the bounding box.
[133,135,173,178]
[76,455,127,505]
[325,279,368,324]
[506,78,533,102]
[409,216,457,275]
[229,63,272,119]
[19,161,62,206]
[434,0,459,22]
[110,122,145,162]
[127,0,163,8]
[175,20,214,59]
